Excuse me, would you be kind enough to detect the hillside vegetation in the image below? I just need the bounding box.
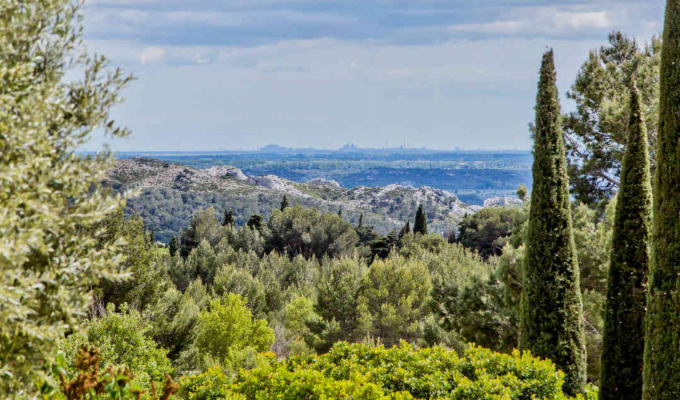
[106,157,503,242]
[3,0,680,399]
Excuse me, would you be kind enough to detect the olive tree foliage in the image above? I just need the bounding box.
[563,31,661,204]
[0,0,132,395]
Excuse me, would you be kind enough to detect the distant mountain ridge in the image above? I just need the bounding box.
[106,157,522,242]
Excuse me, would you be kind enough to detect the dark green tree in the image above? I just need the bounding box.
[447,230,456,244]
[222,209,235,226]
[370,230,398,260]
[399,220,411,239]
[247,214,264,232]
[643,2,680,398]
[600,86,652,400]
[563,32,661,204]
[358,213,364,228]
[280,195,289,211]
[457,207,522,258]
[413,205,428,235]
[520,50,586,396]
[338,207,342,218]
[169,235,179,257]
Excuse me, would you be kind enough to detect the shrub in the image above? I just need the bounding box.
[60,303,173,389]
[193,294,275,369]
[178,342,598,400]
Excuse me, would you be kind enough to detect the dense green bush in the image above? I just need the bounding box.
[193,294,275,369]
[178,342,598,400]
[60,303,173,390]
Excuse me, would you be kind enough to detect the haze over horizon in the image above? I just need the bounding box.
[83,0,665,152]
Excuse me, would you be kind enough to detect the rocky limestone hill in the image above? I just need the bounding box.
[106,158,518,242]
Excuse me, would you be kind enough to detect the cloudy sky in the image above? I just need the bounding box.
[82,0,665,152]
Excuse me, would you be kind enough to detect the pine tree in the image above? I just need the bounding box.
[519,50,586,396]
[413,205,427,235]
[280,195,289,211]
[447,230,456,244]
[600,86,652,400]
[222,209,234,226]
[642,2,680,397]
[247,214,264,232]
[169,235,179,258]
[399,220,411,239]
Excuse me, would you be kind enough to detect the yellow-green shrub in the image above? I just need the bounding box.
[178,342,598,400]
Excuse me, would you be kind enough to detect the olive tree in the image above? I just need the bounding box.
[0,0,132,395]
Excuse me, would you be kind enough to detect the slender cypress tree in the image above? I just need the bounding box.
[399,220,411,239]
[413,205,427,235]
[600,86,652,400]
[643,1,680,397]
[519,50,586,396]
[280,195,289,211]
[169,235,179,257]
[358,213,364,228]
[338,207,343,218]
[222,209,234,226]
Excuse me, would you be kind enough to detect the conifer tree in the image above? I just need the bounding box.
[600,86,652,400]
[280,195,289,211]
[222,209,234,226]
[247,214,264,232]
[642,1,680,397]
[358,213,364,228]
[413,205,428,235]
[447,230,456,244]
[519,50,586,396]
[338,207,343,218]
[169,235,179,258]
[399,220,411,239]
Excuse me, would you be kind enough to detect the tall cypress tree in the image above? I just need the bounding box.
[600,86,652,400]
[643,1,680,397]
[280,195,289,211]
[222,209,234,226]
[413,204,427,235]
[169,235,179,257]
[399,220,411,239]
[519,50,586,396]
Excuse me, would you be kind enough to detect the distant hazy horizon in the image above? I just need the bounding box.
[106,143,533,154]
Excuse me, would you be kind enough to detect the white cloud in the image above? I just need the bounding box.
[451,20,527,34]
[139,46,166,64]
[451,10,612,35]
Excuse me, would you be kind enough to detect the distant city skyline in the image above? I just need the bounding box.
[82,0,665,152]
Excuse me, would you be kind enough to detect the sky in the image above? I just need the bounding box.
[81,0,666,152]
